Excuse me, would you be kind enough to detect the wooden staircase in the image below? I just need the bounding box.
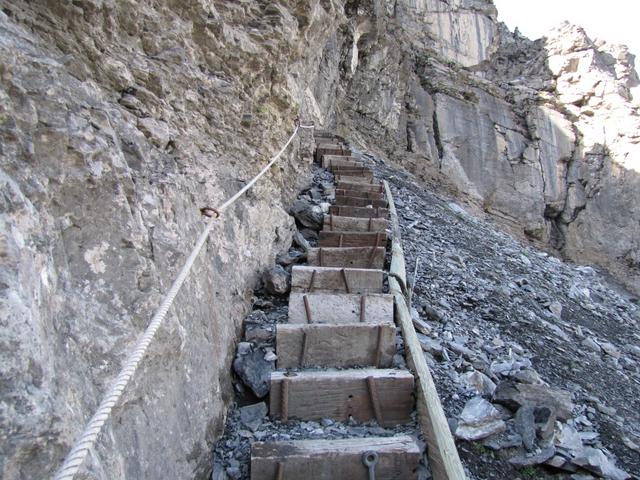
[250,133,422,479]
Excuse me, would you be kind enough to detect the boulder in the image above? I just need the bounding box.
[233,347,274,398]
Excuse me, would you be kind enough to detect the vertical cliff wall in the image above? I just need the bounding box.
[0,1,346,478]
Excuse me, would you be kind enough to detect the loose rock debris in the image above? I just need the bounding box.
[212,145,639,479]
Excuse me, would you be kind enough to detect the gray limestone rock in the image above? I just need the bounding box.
[263,265,291,295]
[454,396,507,441]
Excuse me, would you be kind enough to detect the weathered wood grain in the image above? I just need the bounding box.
[270,369,415,426]
[251,436,421,480]
[276,323,395,368]
[335,195,388,208]
[288,292,394,324]
[321,155,362,169]
[291,266,383,294]
[335,189,385,201]
[334,174,376,184]
[323,215,389,232]
[330,168,374,179]
[316,144,351,162]
[318,231,388,248]
[329,206,389,218]
[336,181,384,193]
[307,246,385,268]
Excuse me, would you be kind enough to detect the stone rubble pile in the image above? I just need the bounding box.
[365,153,639,479]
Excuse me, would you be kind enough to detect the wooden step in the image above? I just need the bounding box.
[316,143,351,163]
[291,266,383,294]
[329,206,389,218]
[330,167,374,178]
[270,369,415,425]
[276,323,395,369]
[322,215,388,233]
[318,231,388,248]
[251,436,421,480]
[288,292,393,324]
[334,175,376,184]
[336,181,384,193]
[334,195,388,208]
[321,156,363,169]
[307,246,385,269]
[335,189,385,201]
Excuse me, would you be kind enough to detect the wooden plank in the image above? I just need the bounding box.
[321,155,363,169]
[316,143,351,162]
[288,292,393,324]
[318,231,388,248]
[307,247,385,269]
[329,206,389,218]
[334,174,376,184]
[336,181,384,193]
[384,180,467,480]
[251,436,421,480]
[330,168,374,179]
[335,189,385,201]
[270,369,415,426]
[335,195,388,208]
[276,323,395,368]
[323,215,388,233]
[291,265,383,294]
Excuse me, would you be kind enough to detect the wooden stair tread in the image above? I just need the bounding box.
[321,155,363,169]
[291,265,383,294]
[336,181,384,193]
[251,436,421,480]
[288,292,393,324]
[323,215,389,232]
[329,206,390,218]
[307,246,385,269]
[334,175,377,184]
[270,368,415,426]
[335,189,385,200]
[318,231,388,248]
[276,323,395,369]
[334,195,388,208]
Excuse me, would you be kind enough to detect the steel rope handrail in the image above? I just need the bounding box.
[53,122,314,480]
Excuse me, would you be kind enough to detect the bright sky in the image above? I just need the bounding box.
[493,0,640,59]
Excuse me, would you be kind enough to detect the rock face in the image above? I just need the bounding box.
[323,2,640,294]
[0,2,337,479]
[2,0,640,479]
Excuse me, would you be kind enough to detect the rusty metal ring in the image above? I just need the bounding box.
[200,207,220,219]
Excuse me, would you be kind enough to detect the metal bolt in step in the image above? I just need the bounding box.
[362,451,379,480]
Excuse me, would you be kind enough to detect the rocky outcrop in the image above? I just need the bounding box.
[322,1,640,295]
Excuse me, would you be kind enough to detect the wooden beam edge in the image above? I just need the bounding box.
[383,180,467,480]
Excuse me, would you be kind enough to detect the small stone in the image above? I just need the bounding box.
[263,265,290,295]
[291,199,324,229]
[571,447,630,480]
[237,342,252,355]
[264,350,277,362]
[462,370,497,397]
[508,447,556,466]
[600,342,621,358]
[581,338,602,353]
[454,397,506,441]
[233,348,274,398]
[225,466,241,480]
[549,301,563,319]
[493,381,573,420]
